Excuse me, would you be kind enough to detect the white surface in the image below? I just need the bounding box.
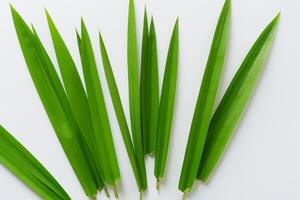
[0,0,298,199]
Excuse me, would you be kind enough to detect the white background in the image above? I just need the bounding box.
[0,0,298,199]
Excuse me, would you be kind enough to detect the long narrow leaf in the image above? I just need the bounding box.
[99,32,147,191]
[79,20,120,186]
[140,8,150,155]
[45,12,105,189]
[140,14,159,156]
[0,125,70,200]
[154,19,179,184]
[179,0,230,192]
[197,13,280,181]
[33,25,108,196]
[127,0,147,191]
[11,7,98,197]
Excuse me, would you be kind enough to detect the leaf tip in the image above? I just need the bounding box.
[10,4,18,18]
[150,16,155,30]
[75,28,80,36]
[98,31,104,47]
[9,3,14,10]
[44,8,51,20]
[80,18,87,34]
[274,12,281,22]
[98,31,102,40]
[143,5,147,15]
[269,12,281,30]
[221,0,231,16]
[174,17,179,32]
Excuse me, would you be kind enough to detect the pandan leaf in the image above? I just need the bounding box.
[140,8,149,155]
[76,30,82,55]
[34,27,104,196]
[197,13,280,182]
[0,125,71,200]
[79,20,120,187]
[99,32,148,191]
[179,0,230,192]
[127,0,147,192]
[45,11,105,189]
[11,6,98,197]
[140,13,160,155]
[34,17,108,197]
[154,18,179,185]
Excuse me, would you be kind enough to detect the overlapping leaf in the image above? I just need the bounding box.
[127,0,148,192]
[154,19,179,185]
[140,12,159,156]
[11,6,98,197]
[0,125,70,200]
[79,20,120,188]
[99,32,147,191]
[46,12,105,190]
[197,13,280,181]
[7,1,280,198]
[179,0,231,192]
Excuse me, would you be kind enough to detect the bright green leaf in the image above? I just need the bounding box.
[179,0,230,192]
[197,13,280,182]
[99,32,147,191]
[45,11,105,189]
[127,0,147,191]
[79,20,120,186]
[0,125,71,200]
[140,14,160,156]
[154,18,179,184]
[11,6,98,197]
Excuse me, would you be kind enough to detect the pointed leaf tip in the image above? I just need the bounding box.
[45,8,51,20]
[274,12,281,23]
[9,4,13,10]
[10,5,19,18]
[80,18,86,29]
[9,4,16,12]
[98,31,102,40]
[150,16,154,27]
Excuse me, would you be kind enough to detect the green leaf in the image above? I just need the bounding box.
[45,11,105,189]
[99,32,147,191]
[197,13,280,182]
[154,18,179,183]
[79,20,120,186]
[127,0,147,191]
[11,6,98,197]
[76,30,82,55]
[0,125,71,200]
[140,13,160,155]
[179,0,230,192]
[140,8,149,155]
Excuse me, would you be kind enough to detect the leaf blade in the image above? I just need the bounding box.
[179,0,231,192]
[99,32,147,191]
[140,8,150,154]
[154,19,179,182]
[197,13,280,181]
[0,125,71,200]
[11,7,98,197]
[141,15,160,156]
[80,20,120,186]
[127,0,147,190]
[45,12,105,189]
